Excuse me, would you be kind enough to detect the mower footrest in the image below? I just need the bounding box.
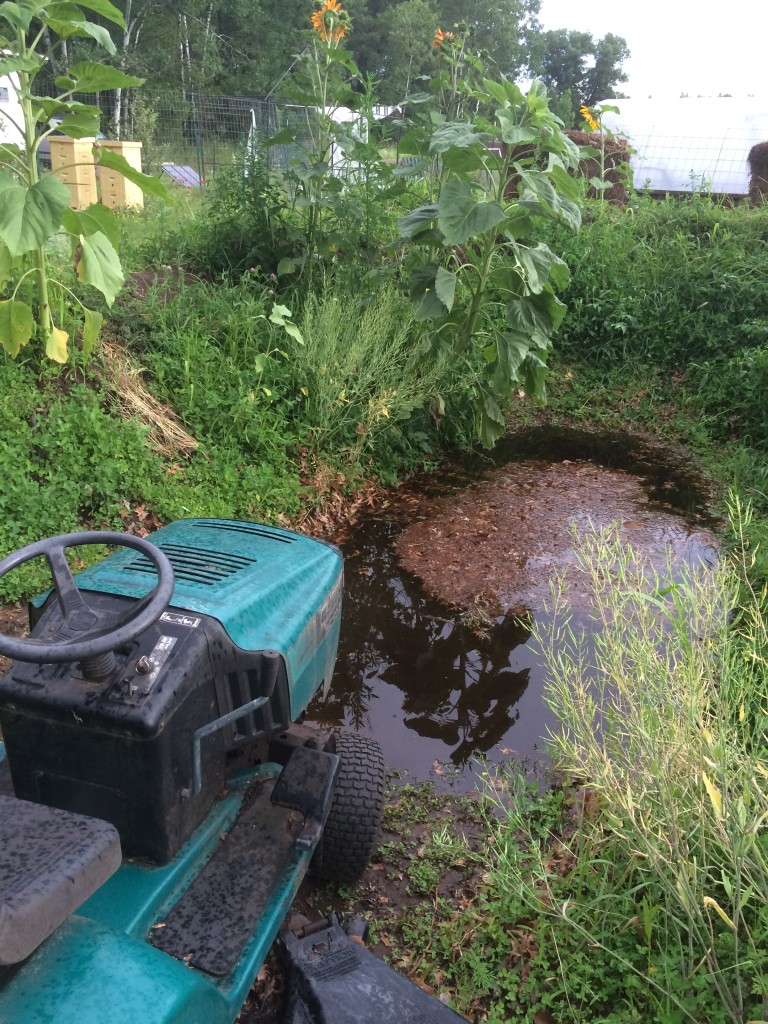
[0,795,121,965]
[270,745,339,849]
[151,749,338,977]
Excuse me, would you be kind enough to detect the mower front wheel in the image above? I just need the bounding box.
[312,732,386,883]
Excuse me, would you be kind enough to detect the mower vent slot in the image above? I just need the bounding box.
[193,522,295,544]
[124,543,256,586]
[225,670,271,740]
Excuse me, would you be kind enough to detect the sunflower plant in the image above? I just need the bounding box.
[394,29,584,446]
[0,0,169,362]
[579,101,622,200]
[266,0,364,294]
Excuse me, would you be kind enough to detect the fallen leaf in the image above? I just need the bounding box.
[413,977,436,996]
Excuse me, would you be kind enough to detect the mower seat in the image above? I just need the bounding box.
[0,795,122,965]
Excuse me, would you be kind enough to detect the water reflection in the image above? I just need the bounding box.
[308,518,547,787]
[307,427,719,789]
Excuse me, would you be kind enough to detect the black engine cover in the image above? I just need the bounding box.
[0,593,290,864]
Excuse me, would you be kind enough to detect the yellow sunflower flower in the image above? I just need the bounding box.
[580,104,600,132]
[312,0,350,44]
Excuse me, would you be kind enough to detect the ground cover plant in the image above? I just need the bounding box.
[0,350,309,603]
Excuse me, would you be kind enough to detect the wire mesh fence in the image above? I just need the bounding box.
[95,88,319,183]
[603,101,768,197]
[618,125,763,195]
[31,79,768,197]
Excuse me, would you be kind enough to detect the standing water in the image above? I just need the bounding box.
[307,428,719,788]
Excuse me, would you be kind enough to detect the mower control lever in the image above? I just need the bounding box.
[0,531,175,665]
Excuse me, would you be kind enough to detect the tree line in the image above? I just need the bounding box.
[51,0,628,122]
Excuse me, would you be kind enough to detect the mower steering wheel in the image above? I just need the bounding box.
[0,532,175,664]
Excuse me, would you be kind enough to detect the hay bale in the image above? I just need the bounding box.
[565,129,631,205]
[503,130,631,206]
[748,141,768,207]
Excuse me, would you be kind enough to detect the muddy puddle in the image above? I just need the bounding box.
[307,427,719,789]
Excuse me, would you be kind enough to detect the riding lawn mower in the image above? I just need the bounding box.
[0,519,467,1023]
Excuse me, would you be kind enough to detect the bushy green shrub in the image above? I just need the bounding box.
[188,150,295,277]
[545,197,768,367]
[120,149,294,278]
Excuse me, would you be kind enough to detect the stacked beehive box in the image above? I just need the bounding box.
[48,137,98,209]
[98,140,144,209]
[49,138,145,209]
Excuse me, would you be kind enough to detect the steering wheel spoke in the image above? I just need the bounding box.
[46,544,98,632]
[0,532,175,665]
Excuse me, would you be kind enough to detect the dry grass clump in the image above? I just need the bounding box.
[101,341,199,458]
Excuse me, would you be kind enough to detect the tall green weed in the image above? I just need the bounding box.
[486,519,768,1024]
[295,285,463,469]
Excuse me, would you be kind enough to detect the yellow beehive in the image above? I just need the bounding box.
[98,140,144,209]
[48,136,98,210]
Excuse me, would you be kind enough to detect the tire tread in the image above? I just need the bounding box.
[313,732,385,882]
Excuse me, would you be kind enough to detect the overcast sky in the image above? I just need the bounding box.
[537,0,767,99]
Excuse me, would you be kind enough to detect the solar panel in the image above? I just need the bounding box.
[161,163,203,187]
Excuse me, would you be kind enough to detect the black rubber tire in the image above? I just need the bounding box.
[312,732,386,882]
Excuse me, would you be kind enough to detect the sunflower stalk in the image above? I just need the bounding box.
[267,0,356,299]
